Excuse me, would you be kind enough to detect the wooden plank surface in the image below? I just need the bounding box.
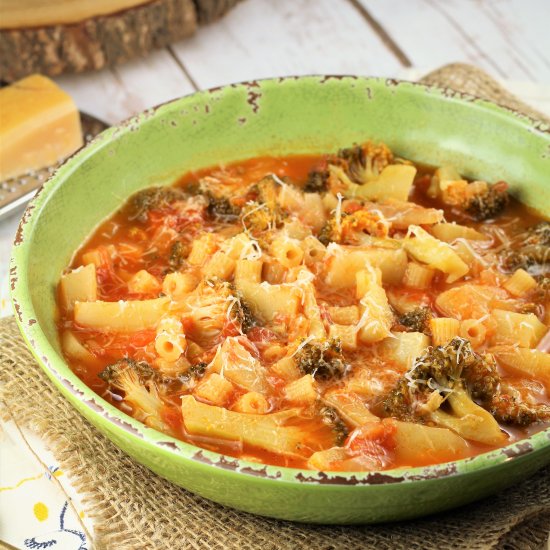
[170,0,403,90]
[55,49,196,124]
[359,0,550,83]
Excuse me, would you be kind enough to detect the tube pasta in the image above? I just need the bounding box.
[74,297,169,331]
[236,281,300,322]
[327,305,359,325]
[271,356,301,382]
[491,309,547,348]
[302,236,326,266]
[233,392,269,414]
[60,264,97,311]
[404,225,469,283]
[343,164,417,202]
[431,223,487,242]
[163,271,199,299]
[403,262,435,290]
[299,272,326,339]
[379,331,430,370]
[181,395,308,458]
[210,337,270,393]
[223,233,259,260]
[194,373,234,406]
[328,324,357,351]
[503,269,538,297]
[302,192,326,231]
[234,259,262,285]
[322,392,378,426]
[325,247,407,288]
[283,374,318,405]
[491,346,550,392]
[355,269,393,344]
[127,269,160,294]
[271,236,304,268]
[155,317,186,361]
[61,330,100,366]
[431,389,507,445]
[155,332,186,361]
[430,317,460,347]
[459,319,487,348]
[187,234,218,265]
[204,251,236,280]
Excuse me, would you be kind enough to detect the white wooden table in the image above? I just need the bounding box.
[1,1,550,547]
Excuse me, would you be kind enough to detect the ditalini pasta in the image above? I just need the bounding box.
[58,143,550,471]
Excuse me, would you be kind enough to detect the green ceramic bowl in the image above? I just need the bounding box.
[10,76,550,524]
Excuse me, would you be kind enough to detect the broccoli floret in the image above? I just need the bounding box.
[486,381,550,427]
[304,170,328,193]
[500,222,550,273]
[295,339,349,381]
[99,358,174,433]
[536,276,550,300]
[255,176,279,210]
[233,292,257,333]
[240,177,285,235]
[336,142,393,185]
[319,405,349,445]
[240,201,276,234]
[465,181,509,221]
[398,307,432,334]
[168,241,189,272]
[382,337,547,427]
[487,390,550,427]
[317,208,389,246]
[206,194,240,221]
[99,358,156,385]
[317,216,340,246]
[462,351,500,401]
[524,221,550,246]
[179,362,207,384]
[224,284,257,334]
[382,337,498,421]
[130,187,185,222]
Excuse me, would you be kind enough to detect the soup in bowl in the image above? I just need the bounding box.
[11,76,550,523]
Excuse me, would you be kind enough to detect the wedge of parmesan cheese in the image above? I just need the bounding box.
[0,74,83,180]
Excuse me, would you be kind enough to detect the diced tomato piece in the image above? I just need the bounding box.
[246,327,278,344]
[346,421,397,466]
[162,407,183,434]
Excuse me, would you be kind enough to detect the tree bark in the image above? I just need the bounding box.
[193,0,243,23]
[0,0,197,82]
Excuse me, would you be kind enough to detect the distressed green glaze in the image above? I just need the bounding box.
[10,77,550,524]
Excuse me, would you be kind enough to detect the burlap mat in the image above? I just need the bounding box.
[2,65,550,549]
[421,62,550,125]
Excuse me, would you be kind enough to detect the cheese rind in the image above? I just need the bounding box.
[0,74,83,180]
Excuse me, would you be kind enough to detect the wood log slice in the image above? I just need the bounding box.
[193,0,243,23]
[0,0,197,81]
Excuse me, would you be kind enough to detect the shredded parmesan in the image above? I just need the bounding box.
[334,192,344,235]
